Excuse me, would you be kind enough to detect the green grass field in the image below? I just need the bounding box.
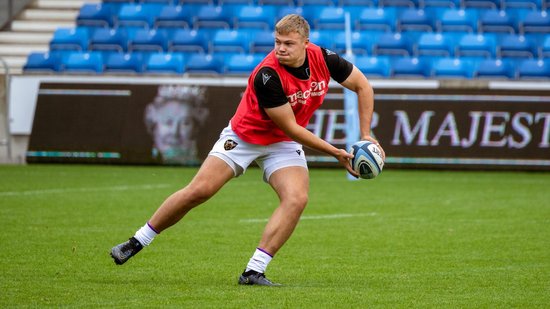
[1,164,549,308]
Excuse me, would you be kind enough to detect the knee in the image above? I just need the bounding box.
[284,192,309,213]
[179,181,218,206]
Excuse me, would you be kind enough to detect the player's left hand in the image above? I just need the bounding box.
[362,135,385,161]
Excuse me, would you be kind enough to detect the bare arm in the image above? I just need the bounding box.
[340,65,385,159]
[264,104,358,177]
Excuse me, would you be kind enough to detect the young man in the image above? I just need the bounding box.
[111,14,384,286]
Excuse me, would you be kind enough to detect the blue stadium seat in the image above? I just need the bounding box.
[277,6,304,21]
[193,5,233,30]
[373,32,412,56]
[234,5,277,30]
[456,33,497,58]
[169,29,210,53]
[463,0,501,9]
[415,32,454,57]
[520,10,550,33]
[498,34,536,58]
[117,3,163,29]
[49,27,89,51]
[391,57,430,78]
[23,52,62,72]
[129,28,168,52]
[210,29,250,54]
[76,3,116,28]
[219,0,254,4]
[154,5,193,29]
[355,7,396,31]
[339,0,378,6]
[225,53,264,74]
[89,28,128,53]
[422,0,461,8]
[250,29,275,54]
[397,8,435,32]
[144,52,185,74]
[334,31,376,55]
[298,0,337,5]
[436,8,478,33]
[502,0,542,9]
[314,7,346,30]
[541,35,550,58]
[104,52,144,73]
[180,0,214,3]
[354,55,391,77]
[62,51,104,73]
[517,59,550,79]
[479,9,518,34]
[260,0,294,5]
[309,30,335,49]
[379,0,419,7]
[431,57,474,78]
[185,54,224,74]
[474,59,516,79]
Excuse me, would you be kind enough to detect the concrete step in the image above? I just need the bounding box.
[21,9,79,21]
[32,0,100,10]
[0,32,53,44]
[0,44,48,56]
[10,20,75,32]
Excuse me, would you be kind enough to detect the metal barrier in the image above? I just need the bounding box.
[0,56,12,162]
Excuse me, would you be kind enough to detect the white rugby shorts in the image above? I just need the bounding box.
[209,123,308,182]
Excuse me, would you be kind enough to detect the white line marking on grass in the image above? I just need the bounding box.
[0,184,172,196]
[240,212,377,223]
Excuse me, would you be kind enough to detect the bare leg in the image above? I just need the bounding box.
[258,166,309,255]
[148,156,235,232]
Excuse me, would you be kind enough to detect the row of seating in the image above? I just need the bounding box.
[49,27,550,60]
[23,50,550,79]
[77,3,550,34]
[105,0,548,11]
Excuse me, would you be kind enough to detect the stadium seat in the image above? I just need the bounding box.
[23,52,62,72]
[354,55,391,78]
[117,3,163,29]
[298,0,337,5]
[250,29,275,54]
[180,0,214,4]
[185,54,224,74]
[218,0,254,4]
[431,57,474,78]
[397,8,435,32]
[436,8,478,33]
[479,9,518,34]
[379,0,419,8]
[49,27,89,51]
[314,7,346,30]
[225,53,264,74]
[210,29,250,54]
[422,0,461,8]
[144,52,185,74]
[519,10,550,33]
[277,6,305,21]
[259,0,294,5]
[338,0,378,6]
[540,35,550,58]
[89,28,128,53]
[169,29,210,53]
[517,59,550,79]
[463,0,501,9]
[456,33,497,58]
[474,59,516,79]
[104,52,144,73]
[391,57,430,78]
[334,31,376,55]
[76,3,116,28]
[498,34,536,58]
[193,5,233,30]
[62,51,104,73]
[129,28,168,52]
[234,5,277,30]
[309,30,335,49]
[154,5,193,29]
[373,32,412,56]
[414,32,454,57]
[502,0,542,9]
[355,7,396,32]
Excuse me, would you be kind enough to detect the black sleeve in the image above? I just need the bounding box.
[253,67,288,109]
[321,47,354,83]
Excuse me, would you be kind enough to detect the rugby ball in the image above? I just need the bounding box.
[349,141,384,179]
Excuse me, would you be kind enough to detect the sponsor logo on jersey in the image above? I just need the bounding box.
[286,80,327,106]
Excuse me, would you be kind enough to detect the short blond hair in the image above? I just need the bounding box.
[275,14,310,39]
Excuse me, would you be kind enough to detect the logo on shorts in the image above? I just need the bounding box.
[224,139,238,151]
[296,150,302,156]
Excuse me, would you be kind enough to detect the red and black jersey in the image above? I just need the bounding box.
[231,43,337,145]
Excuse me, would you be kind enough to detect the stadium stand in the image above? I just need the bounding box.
[18,0,550,79]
